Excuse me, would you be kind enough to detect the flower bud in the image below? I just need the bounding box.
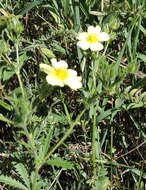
[108,15,120,30]
[7,15,23,35]
[104,13,120,31]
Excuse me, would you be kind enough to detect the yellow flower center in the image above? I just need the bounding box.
[53,68,69,80]
[86,34,98,43]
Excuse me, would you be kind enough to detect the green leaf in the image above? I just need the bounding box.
[18,53,28,69]
[19,0,44,15]
[139,24,146,36]
[0,100,11,111]
[0,114,14,124]
[15,163,30,189]
[73,0,81,32]
[95,176,110,190]
[47,157,74,169]
[3,70,15,81]
[137,53,146,62]
[40,47,55,58]
[43,126,54,156]
[131,76,146,89]
[131,168,146,179]
[97,109,112,123]
[61,0,70,17]
[52,43,66,55]
[0,175,29,190]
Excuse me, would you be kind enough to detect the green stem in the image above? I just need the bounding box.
[32,168,39,190]
[22,123,39,190]
[92,105,100,176]
[91,54,100,176]
[16,70,25,97]
[15,41,25,98]
[91,61,96,88]
[110,126,113,181]
[102,41,109,56]
[92,107,97,175]
[2,54,12,65]
[22,117,37,157]
[101,0,104,12]
[44,108,86,161]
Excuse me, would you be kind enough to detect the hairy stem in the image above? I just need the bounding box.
[15,41,25,98]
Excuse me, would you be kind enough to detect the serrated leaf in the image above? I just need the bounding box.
[43,125,54,156]
[47,157,74,169]
[40,47,55,58]
[97,109,112,123]
[0,175,29,190]
[52,43,66,55]
[48,113,67,124]
[131,168,146,179]
[15,163,30,189]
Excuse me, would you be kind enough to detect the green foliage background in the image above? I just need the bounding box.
[0,0,146,189]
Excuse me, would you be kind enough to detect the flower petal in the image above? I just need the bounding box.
[51,58,57,65]
[77,32,88,40]
[87,26,95,33]
[89,42,103,51]
[66,77,82,90]
[51,58,68,69]
[68,69,77,76]
[88,25,101,34]
[58,60,68,68]
[46,75,64,87]
[98,32,110,41]
[95,25,101,33]
[77,40,90,50]
[40,64,52,74]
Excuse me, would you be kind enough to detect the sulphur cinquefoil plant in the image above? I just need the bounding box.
[0,1,146,190]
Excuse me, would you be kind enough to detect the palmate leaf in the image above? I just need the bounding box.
[47,157,74,169]
[0,175,29,190]
[15,163,30,189]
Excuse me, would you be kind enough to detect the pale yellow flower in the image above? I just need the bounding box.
[77,25,109,51]
[40,58,82,90]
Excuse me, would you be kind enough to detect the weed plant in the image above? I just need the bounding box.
[0,0,146,190]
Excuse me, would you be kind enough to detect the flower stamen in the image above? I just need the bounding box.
[86,34,98,43]
[53,68,69,80]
